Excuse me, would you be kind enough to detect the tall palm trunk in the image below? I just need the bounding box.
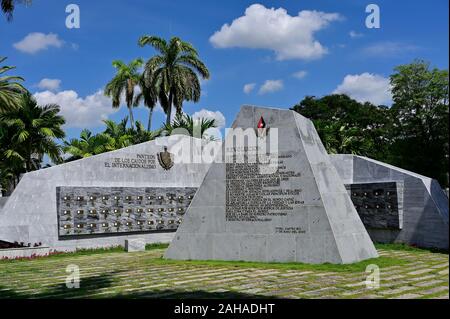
[127,103,135,129]
[147,107,153,131]
[166,90,173,126]
[126,79,135,129]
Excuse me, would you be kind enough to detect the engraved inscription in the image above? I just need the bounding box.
[225,150,303,222]
[104,154,156,169]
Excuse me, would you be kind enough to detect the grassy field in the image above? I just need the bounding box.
[0,244,448,299]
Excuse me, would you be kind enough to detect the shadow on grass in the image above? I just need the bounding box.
[0,279,275,299]
[0,271,120,299]
[114,290,278,299]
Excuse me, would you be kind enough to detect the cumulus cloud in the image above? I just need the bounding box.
[33,90,119,128]
[13,32,64,54]
[292,70,308,79]
[333,73,392,105]
[37,78,61,91]
[243,83,256,94]
[192,109,226,128]
[209,4,341,60]
[192,109,226,140]
[259,80,284,95]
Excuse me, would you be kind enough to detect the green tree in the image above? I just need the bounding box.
[1,0,31,21]
[102,118,133,149]
[130,120,160,144]
[104,58,143,129]
[133,74,158,131]
[138,36,210,125]
[63,117,160,161]
[0,57,26,112]
[0,93,65,173]
[0,121,23,192]
[163,113,217,140]
[292,94,391,160]
[389,60,449,187]
[63,129,115,161]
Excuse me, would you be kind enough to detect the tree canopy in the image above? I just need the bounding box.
[292,60,449,187]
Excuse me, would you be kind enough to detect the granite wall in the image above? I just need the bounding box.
[0,136,221,251]
[331,154,449,250]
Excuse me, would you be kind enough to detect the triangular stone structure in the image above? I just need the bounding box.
[165,106,378,264]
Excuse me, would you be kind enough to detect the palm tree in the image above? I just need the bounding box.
[63,129,114,161]
[104,58,143,129]
[133,74,158,131]
[63,117,161,162]
[138,36,210,125]
[1,0,31,21]
[0,93,65,172]
[0,121,23,193]
[163,113,216,140]
[129,120,160,144]
[102,117,133,149]
[0,57,26,112]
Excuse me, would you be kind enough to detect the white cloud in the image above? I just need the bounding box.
[33,90,119,128]
[209,4,341,60]
[37,78,61,91]
[259,80,284,95]
[192,109,226,128]
[292,70,308,79]
[333,73,392,105]
[243,83,256,94]
[362,41,419,57]
[192,109,226,140]
[349,30,363,38]
[13,32,64,54]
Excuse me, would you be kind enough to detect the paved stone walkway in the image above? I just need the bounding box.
[0,248,448,299]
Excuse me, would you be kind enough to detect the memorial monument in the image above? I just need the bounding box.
[1,104,446,259]
[331,154,449,250]
[165,105,379,264]
[0,135,221,251]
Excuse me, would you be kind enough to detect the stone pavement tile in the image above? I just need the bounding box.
[207,276,249,284]
[378,286,417,295]
[413,280,446,287]
[382,274,406,281]
[406,275,436,282]
[345,281,366,288]
[431,263,449,269]
[393,293,422,299]
[438,269,449,275]
[420,286,448,295]
[407,268,434,275]
[341,288,372,296]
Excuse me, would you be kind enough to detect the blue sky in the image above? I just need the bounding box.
[1,0,448,140]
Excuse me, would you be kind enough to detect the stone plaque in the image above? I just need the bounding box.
[56,186,196,238]
[345,182,404,230]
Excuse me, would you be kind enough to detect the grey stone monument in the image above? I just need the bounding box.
[0,135,221,251]
[165,105,379,264]
[331,154,449,250]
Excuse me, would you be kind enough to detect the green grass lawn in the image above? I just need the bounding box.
[0,243,448,299]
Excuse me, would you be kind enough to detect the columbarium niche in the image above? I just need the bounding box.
[57,186,197,238]
[345,182,404,230]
